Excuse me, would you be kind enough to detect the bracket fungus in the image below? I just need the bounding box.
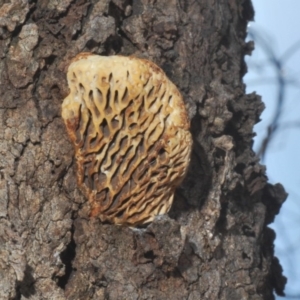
[62,53,192,226]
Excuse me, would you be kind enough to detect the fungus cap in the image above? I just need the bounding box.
[62,53,192,226]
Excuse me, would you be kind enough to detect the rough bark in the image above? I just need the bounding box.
[0,0,287,299]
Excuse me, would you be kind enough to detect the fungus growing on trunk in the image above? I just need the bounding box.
[62,53,192,226]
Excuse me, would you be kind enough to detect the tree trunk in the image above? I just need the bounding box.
[0,0,287,299]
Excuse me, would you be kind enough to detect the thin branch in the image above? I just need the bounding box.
[280,39,300,62]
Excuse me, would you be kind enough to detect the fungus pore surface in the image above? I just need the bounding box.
[62,53,192,226]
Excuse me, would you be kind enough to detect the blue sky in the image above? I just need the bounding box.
[244,1,300,298]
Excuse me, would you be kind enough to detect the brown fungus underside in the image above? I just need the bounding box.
[62,53,192,226]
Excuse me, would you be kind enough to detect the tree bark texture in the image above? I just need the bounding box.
[0,0,287,299]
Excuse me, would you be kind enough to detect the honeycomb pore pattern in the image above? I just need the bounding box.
[62,53,192,225]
